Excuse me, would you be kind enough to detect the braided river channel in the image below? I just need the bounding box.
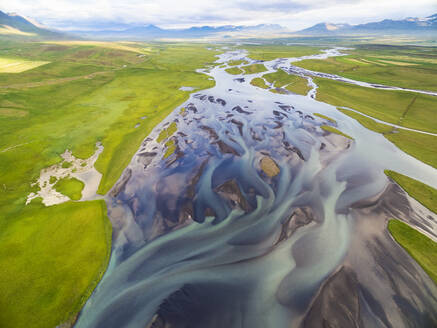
[76,48,437,328]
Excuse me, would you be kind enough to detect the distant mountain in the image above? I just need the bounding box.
[296,13,437,36]
[68,23,285,40]
[0,10,64,39]
[298,23,352,35]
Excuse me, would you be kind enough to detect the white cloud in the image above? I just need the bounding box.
[2,0,437,30]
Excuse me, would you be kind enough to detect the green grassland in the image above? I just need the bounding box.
[388,219,437,284]
[241,63,267,74]
[244,44,322,61]
[225,66,243,75]
[337,108,437,169]
[295,44,437,92]
[0,40,217,326]
[0,57,50,73]
[250,77,269,89]
[263,70,310,95]
[314,78,437,134]
[384,130,437,169]
[227,59,248,66]
[54,177,84,201]
[0,200,112,328]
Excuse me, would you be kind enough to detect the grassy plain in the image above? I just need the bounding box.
[54,177,84,200]
[227,59,248,66]
[338,108,437,168]
[0,40,217,326]
[244,44,322,61]
[0,200,112,328]
[0,57,49,73]
[314,78,437,134]
[250,77,269,89]
[388,219,437,284]
[263,69,310,95]
[295,44,437,91]
[241,63,267,74]
[225,66,243,75]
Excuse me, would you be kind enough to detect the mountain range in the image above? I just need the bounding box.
[1,10,436,40]
[0,11,63,38]
[297,14,437,36]
[66,23,284,40]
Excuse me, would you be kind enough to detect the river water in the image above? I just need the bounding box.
[75,48,437,328]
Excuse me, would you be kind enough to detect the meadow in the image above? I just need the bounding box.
[313,78,437,169]
[262,69,311,95]
[0,40,217,327]
[244,44,323,61]
[0,200,112,328]
[295,44,437,92]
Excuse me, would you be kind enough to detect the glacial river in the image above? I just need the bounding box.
[75,48,437,328]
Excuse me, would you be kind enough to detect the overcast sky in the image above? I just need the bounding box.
[2,0,437,30]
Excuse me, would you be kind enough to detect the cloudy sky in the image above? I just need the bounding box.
[2,0,437,30]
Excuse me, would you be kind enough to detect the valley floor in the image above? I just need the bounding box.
[0,40,436,327]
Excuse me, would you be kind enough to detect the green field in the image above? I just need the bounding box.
[241,63,267,74]
[338,108,437,168]
[263,70,311,95]
[0,57,49,73]
[0,200,112,327]
[250,77,269,89]
[0,40,217,326]
[295,44,437,92]
[54,177,84,201]
[227,59,248,66]
[225,66,243,75]
[244,44,322,61]
[388,219,437,284]
[315,78,437,134]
